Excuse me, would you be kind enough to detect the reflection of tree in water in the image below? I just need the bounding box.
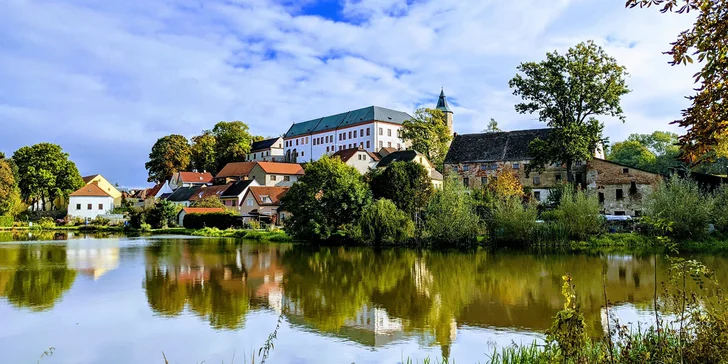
[143,240,286,330]
[0,244,76,311]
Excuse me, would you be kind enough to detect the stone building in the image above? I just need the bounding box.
[585,158,662,216]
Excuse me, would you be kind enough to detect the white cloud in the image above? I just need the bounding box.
[0,0,699,186]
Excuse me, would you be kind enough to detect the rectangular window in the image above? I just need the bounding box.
[296,139,299,146]
[480,165,488,171]
[366,141,370,149]
[367,128,371,136]
[614,211,626,216]
[354,130,357,138]
[463,177,470,188]
[305,137,309,144]
[271,175,277,181]
[349,131,352,139]
[623,168,629,174]
[360,129,364,137]
[379,141,383,148]
[453,166,459,172]
[76,204,81,210]
[87,204,92,210]
[630,181,637,194]
[463,165,470,171]
[616,189,624,200]
[301,151,304,156]
[98,204,103,210]
[247,198,254,206]
[397,143,401,150]
[598,192,605,203]
[576,161,582,167]
[533,175,541,185]
[387,129,392,137]
[491,163,498,170]
[481,177,488,185]
[388,142,392,147]
[397,129,403,138]
[326,146,329,152]
[284,176,290,181]
[556,174,562,182]
[534,191,541,201]
[379,127,383,135]
[512,163,520,169]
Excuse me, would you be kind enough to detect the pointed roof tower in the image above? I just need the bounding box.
[436,88,452,113]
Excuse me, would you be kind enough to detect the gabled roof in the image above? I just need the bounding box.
[251,137,283,152]
[283,106,412,138]
[255,162,305,175]
[70,184,112,198]
[332,147,380,163]
[82,174,101,184]
[436,89,452,113]
[147,183,165,198]
[245,186,289,206]
[166,186,201,202]
[178,171,213,183]
[181,207,225,215]
[189,184,231,201]
[221,179,256,198]
[377,150,429,168]
[216,162,256,178]
[431,169,444,181]
[444,128,552,164]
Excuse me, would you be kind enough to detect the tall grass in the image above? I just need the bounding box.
[645,176,712,241]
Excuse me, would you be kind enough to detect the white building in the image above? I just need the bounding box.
[247,137,285,162]
[282,105,413,163]
[332,147,380,174]
[67,184,115,220]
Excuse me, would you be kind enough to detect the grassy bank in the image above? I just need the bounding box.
[189,227,293,242]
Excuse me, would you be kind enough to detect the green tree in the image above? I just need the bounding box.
[484,118,502,133]
[191,196,225,209]
[509,40,630,181]
[400,108,452,169]
[145,135,191,183]
[190,130,217,174]
[147,199,181,229]
[608,140,657,171]
[0,156,22,217]
[281,156,371,241]
[12,143,84,210]
[370,161,433,219]
[358,199,415,245]
[3,245,77,311]
[212,121,254,171]
[626,0,728,162]
[609,131,682,174]
[424,175,481,247]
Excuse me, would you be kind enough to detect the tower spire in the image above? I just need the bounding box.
[436,88,452,113]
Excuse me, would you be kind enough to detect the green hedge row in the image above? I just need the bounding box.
[183,212,239,230]
[0,216,12,227]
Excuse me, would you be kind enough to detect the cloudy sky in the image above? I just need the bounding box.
[1,0,698,187]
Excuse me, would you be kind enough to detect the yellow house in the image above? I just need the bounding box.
[82,175,122,206]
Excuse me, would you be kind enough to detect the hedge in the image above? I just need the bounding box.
[0,216,12,227]
[183,212,239,230]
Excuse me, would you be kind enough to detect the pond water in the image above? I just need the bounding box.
[1,233,726,364]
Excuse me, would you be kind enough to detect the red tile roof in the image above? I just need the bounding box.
[70,184,112,197]
[178,171,213,183]
[256,162,304,175]
[246,186,289,206]
[216,162,256,178]
[146,183,164,199]
[188,184,231,201]
[181,207,225,214]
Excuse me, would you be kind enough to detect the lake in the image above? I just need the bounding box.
[1,233,726,364]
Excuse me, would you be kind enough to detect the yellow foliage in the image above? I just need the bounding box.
[485,166,524,198]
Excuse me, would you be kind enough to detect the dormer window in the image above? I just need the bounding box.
[261,195,272,204]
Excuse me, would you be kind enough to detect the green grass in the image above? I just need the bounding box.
[190,227,293,242]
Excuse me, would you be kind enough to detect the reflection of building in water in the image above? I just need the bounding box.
[65,239,120,280]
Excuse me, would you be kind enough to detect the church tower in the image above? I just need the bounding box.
[436,88,454,136]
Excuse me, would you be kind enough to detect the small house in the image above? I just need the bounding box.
[247,137,285,162]
[188,184,232,205]
[165,186,200,207]
[332,147,380,174]
[68,184,115,220]
[377,150,444,188]
[585,159,662,217]
[239,186,290,224]
[168,171,213,191]
[248,162,304,187]
[220,179,260,209]
[215,162,257,184]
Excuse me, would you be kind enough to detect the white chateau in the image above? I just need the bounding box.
[283,89,454,163]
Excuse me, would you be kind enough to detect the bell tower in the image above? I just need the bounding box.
[436,88,454,136]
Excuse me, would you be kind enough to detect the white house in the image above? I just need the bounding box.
[67,184,115,220]
[247,137,285,162]
[332,147,380,175]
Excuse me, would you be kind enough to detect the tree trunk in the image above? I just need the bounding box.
[566,160,574,183]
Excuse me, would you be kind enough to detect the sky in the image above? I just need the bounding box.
[0,0,700,188]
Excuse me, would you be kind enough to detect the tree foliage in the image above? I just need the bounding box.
[190,130,217,174]
[485,166,524,199]
[609,140,658,171]
[146,199,182,229]
[0,156,22,217]
[281,156,371,241]
[484,118,502,133]
[358,199,415,245]
[212,121,254,172]
[424,176,481,247]
[191,196,226,209]
[11,143,84,210]
[370,161,433,219]
[400,108,452,169]
[626,0,728,162]
[145,135,191,183]
[509,40,630,181]
[609,131,681,174]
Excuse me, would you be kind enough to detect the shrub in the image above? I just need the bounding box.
[489,196,539,245]
[713,184,728,233]
[424,175,481,247]
[646,176,712,240]
[146,200,180,229]
[247,219,261,230]
[183,212,238,230]
[551,188,604,241]
[91,216,110,226]
[140,223,152,232]
[0,216,12,227]
[358,199,415,245]
[35,217,56,229]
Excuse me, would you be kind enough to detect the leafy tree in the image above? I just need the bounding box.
[12,143,84,210]
[424,175,481,247]
[370,161,433,219]
[0,156,22,217]
[509,40,630,181]
[147,199,181,229]
[145,135,191,183]
[626,0,728,162]
[358,199,415,245]
[190,130,217,174]
[484,118,502,133]
[400,108,452,169]
[609,131,682,174]
[212,121,254,171]
[191,196,225,209]
[281,156,371,241]
[252,135,266,143]
[608,140,657,171]
[485,166,524,199]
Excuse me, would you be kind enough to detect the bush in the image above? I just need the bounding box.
[424,176,481,247]
[146,200,180,229]
[34,217,56,229]
[91,216,110,226]
[551,188,604,241]
[646,176,712,240]
[183,212,238,229]
[489,196,539,245]
[713,185,728,233]
[0,216,12,227]
[358,199,415,245]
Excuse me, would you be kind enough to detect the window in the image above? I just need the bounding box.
[630,181,637,195]
[360,128,364,137]
[379,127,383,135]
[76,204,81,210]
[463,165,470,171]
[284,175,290,182]
[296,139,299,146]
[534,191,541,201]
[349,131,352,139]
[379,141,383,148]
[480,165,488,171]
[353,130,357,138]
[598,192,605,203]
[623,168,629,174]
[481,177,488,185]
[367,128,371,136]
[387,129,392,137]
[87,204,92,210]
[453,166,459,172]
[556,174,562,182]
[491,163,498,170]
[512,163,520,169]
[98,204,103,210]
[305,137,309,144]
[388,142,392,147]
[397,143,401,150]
[261,195,272,204]
[576,161,582,167]
[301,151,304,156]
[533,175,541,185]
[271,175,277,181]
[366,141,371,149]
[614,211,626,216]
[397,129,403,138]
[326,146,329,153]
[247,198,254,206]
[616,189,624,200]
[463,177,470,188]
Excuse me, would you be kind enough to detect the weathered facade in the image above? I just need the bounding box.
[585,159,662,216]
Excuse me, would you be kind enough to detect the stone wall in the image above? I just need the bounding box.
[585,159,662,215]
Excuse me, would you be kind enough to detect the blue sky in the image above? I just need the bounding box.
[0,0,698,188]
